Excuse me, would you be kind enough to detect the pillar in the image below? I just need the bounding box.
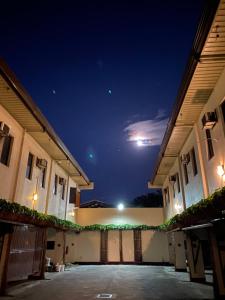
[0,233,12,295]
[185,232,205,282]
[167,232,175,265]
[75,190,80,208]
[209,227,225,299]
[174,231,186,271]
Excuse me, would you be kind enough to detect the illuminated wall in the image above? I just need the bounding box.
[76,207,164,226]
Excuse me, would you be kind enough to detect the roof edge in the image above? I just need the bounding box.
[0,59,91,186]
[150,0,220,185]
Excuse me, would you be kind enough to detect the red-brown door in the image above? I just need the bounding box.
[7,225,45,282]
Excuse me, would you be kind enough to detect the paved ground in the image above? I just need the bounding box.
[2,265,213,300]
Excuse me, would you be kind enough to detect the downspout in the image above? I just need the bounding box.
[12,129,26,202]
[45,158,53,214]
[194,124,209,198]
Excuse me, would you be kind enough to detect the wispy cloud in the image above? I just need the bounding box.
[124,110,168,147]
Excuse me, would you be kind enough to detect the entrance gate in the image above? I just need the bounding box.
[7,225,45,282]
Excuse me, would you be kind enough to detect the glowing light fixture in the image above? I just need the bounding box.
[117,203,124,211]
[217,165,225,177]
[33,193,38,201]
[175,203,182,212]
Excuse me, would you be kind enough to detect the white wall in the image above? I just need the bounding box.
[197,67,225,195]
[46,228,64,265]
[0,104,23,201]
[73,231,101,262]
[15,133,51,213]
[76,208,164,226]
[108,231,120,262]
[180,130,204,208]
[142,231,169,263]
[122,230,134,262]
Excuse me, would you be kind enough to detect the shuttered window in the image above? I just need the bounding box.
[0,136,13,166]
[26,153,34,179]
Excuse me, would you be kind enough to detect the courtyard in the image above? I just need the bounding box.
[2,265,213,300]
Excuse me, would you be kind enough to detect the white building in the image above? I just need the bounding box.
[0,59,93,221]
[0,59,93,292]
[149,0,225,298]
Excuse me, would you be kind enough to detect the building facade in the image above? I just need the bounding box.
[0,60,93,293]
[150,0,225,298]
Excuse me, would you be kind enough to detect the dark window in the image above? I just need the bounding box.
[53,175,58,195]
[62,182,66,200]
[221,100,225,123]
[183,163,189,185]
[206,129,214,160]
[26,153,34,179]
[191,148,198,176]
[0,136,13,166]
[47,241,55,250]
[69,187,76,204]
[41,167,46,188]
[172,182,175,198]
[164,187,170,206]
[176,173,180,193]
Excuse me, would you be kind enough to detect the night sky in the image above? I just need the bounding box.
[0,0,204,204]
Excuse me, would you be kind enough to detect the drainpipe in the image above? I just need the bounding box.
[178,155,186,211]
[45,158,53,214]
[194,124,209,198]
[12,129,26,202]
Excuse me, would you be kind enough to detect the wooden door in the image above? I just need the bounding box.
[100,230,108,263]
[134,230,142,263]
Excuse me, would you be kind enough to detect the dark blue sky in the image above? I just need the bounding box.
[0,0,204,204]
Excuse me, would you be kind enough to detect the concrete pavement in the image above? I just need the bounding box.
[1,265,213,300]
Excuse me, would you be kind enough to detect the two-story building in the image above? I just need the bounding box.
[0,59,93,293]
[149,0,225,298]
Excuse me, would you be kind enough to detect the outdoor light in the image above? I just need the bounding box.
[175,203,182,212]
[117,203,124,211]
[217,165,225,177]
[33,192,38,201]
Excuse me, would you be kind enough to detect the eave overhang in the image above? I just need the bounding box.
[0,59,93,190]
[150,0,225,188]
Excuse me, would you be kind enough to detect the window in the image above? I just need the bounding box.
[46,241,55,250]
[26,153,34,179]
[40,167,46,188]
[191,148,198,176]
[176,173,180,193]
[206,129,214,160]
[221,100,225,123]
[172,182,175,198]
[163,187,170,206]
[0,136,13,166]
[53,175,58,195]
[183,162,189,185]
[69,187,76,204]
[62,181,66,200]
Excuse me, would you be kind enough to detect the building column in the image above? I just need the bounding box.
[167,232,175,265]
[174,231,186,271]
[194,124,209,198]
[209,227,225,299]
[76,189,80,208]
[0,232,12,295]
[185,232,205,282]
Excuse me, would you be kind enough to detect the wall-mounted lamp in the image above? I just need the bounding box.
[174,203,182,212]
[33,193,38,201]
[217,165,225,177]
